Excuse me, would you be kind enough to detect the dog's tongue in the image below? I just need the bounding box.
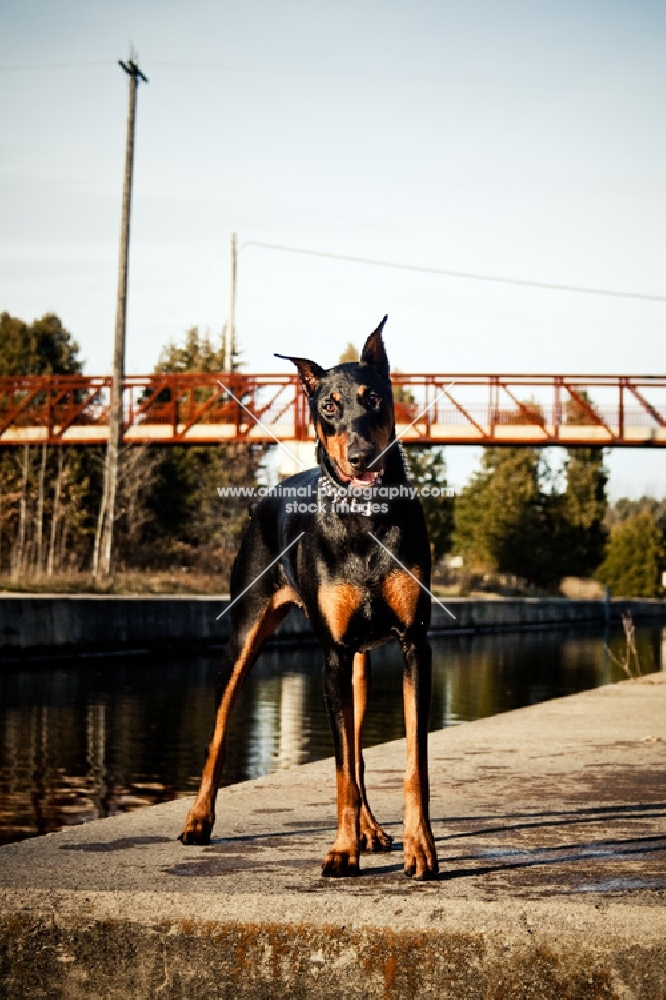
[350,471,378,489]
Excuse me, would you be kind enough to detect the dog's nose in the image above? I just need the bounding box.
[348,452,367,473]
[347,441,375,473]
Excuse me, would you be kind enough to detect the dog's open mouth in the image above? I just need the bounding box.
[333,459,384,489]
[349,469,382,489]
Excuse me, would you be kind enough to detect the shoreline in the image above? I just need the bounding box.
[1,593,665,662]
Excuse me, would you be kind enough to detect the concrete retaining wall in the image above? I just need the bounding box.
[1,674,665,998]
[1,593,665,660]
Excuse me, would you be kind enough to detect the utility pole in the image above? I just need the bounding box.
[96,53,148,580]
[224,232,237,371]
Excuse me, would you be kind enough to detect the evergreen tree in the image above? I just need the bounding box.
[596,511,665,597]
[451,391,610,588]
[608,496,666,536]
[338,342,359,364]
[557,391,608,577]
[156,326,227,374]
[403,446,453,560]
[453,447,558,588]
[0,312,81,376]
[560,447,608,576]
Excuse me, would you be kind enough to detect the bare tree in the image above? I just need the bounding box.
[92,460,108,580]
[34,441,48,576]
[47,448,65,577]
[605,612,641,678]
[117,444,160,549]
[11,444,31,581]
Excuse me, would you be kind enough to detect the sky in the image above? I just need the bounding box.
[1,0,665,497]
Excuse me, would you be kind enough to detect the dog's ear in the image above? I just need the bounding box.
[360,315,389,378]
[275,353,326,397]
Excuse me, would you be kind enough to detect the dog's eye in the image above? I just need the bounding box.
[322,400,337,418]
[367,392,381,410]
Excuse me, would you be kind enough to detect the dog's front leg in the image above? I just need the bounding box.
[180,593,289,845]
[322,646,361,877]
[179,625,252,846]
[401,636,438,879]
[353,651,393,852]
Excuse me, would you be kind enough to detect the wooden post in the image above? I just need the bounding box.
[224,232,237,371]
[97,54,148,580]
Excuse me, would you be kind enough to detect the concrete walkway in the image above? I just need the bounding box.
[1,674,665,998]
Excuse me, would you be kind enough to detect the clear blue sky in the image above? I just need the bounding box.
[1,0,665,496]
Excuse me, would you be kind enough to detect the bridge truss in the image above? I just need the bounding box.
[0,373,664,448]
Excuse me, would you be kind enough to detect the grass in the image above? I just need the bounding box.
[1,571,589,600]
[0,571,229,596]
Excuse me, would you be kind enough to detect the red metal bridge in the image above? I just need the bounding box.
[1,373,665,448]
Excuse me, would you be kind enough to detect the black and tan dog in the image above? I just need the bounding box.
[180,316,438,879]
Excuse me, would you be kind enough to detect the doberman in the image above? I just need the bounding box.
[180,316,439,879]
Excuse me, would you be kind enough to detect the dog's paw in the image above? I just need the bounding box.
[321,850,360,878]
[359,810,393,852]
[178,815,213,846]
[403,829,438,880]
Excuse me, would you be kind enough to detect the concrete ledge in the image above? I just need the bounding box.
[1,894,663,999]
[2,593,665,659]
[1,674,665,998]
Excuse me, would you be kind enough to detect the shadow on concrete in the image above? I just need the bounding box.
[433,802,666,841]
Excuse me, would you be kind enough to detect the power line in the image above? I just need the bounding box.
[0,61,112,72]
[1,61,659,94]
[241,241,666,303]
[116,62,666,92]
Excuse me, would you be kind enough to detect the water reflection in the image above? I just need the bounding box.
[278,672,307,770]
[0,625,662,846]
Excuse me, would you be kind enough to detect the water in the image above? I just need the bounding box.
[0,624,663,846]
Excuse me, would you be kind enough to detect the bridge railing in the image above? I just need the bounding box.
[0,373,664,447]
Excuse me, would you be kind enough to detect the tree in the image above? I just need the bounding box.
[0,315,267,582]
[558,391,608,577]
[156,326,228,374]
[139,327,265,576]
[453,447,558,587]
[451,389,610,589]
[338,342,359,364]
[403,446,453,559]
[0,312,81,376]
[607,496,666,536]
[560,447,608,577]
[0,313,91,578]
[596,512,665,597]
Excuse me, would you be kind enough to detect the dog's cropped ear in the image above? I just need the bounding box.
[275,353,326,398]
[360,315,390,379]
